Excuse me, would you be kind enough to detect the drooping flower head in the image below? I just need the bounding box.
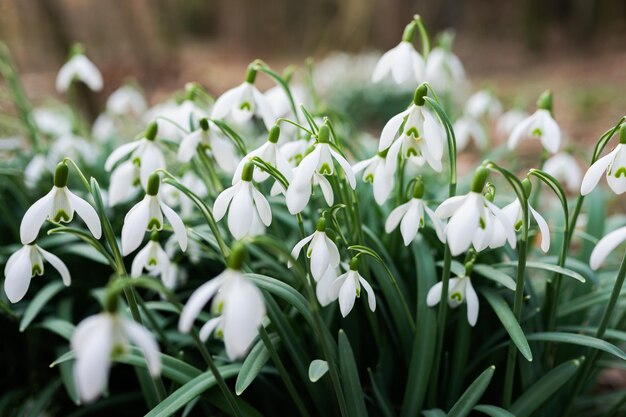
[352,148,395,206]
[106,85,147,116]
[425,31,466,94]
[214,162,272,239]
[372,16,426,85]
[178,243,266,360]
[131,233,173,284]
[380,85,445,173]
[543,152,582,193]
[56,44,103,93]
[177,117,240,173]
[465,90,502,121]
[4,244,70,303]
[20,162,102,244]
[581,123,626,196]
[121,173,188,255]
[212,64,276,130]
[427,272,479,326]
[289,217,340,282]
[454,115,487,151]
[328,257,376,317]
[508,90,561,154]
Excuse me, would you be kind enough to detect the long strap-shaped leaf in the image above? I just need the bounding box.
[338,330,368,417]
[525,332,626,360]
[447,365,495,417]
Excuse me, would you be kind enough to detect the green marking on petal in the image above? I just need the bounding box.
[147,218,162,231]
[406,147,419,158]
[406,127,419,138]
[356,287,361,297]
[364,173,374,183]
[419,218,425,227]
[216,329,224,339]
[148,257,158,266]
[320,163,332,175]
[615,167,626,178]
[515,220,523,231]
[111,344,126,358]
[32,264,43,276]
[132,157,141,166]
[53,210,71,223]
[479,217,486,229]
[240,102,252,111]
[532,127,542,137]
[450,291,463,302]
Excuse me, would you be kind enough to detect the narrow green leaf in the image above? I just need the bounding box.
[367,368,394,417]
[421,409,446,417]
[247,273,314,325]
[338,330,368,417]
[509,358,582,417]
[38,318,75,340]
[236,333,279,395]
[525,332,626,360]
[448,365,495,417]
[20,281,65,331]
[495,261,585,283]
[481,288,532,361]
[473,264,516,291]
[473,404,516,417]
[309,360,329,383]
[144,364,241,417]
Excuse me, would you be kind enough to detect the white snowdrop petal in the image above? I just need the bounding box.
[228,184,254,239]
[289,234,314,267]
[426,281,443,307]
[590,226,626,270]
[104,140,142,171]
[20,190,54,244]
[580,150,616,195]
[385,202,410,233]
[38,247,71,286]
[372,47,396,83]
[330,149,356,189]
[310,235,330,281]
[66,189,102,239]
[286,185,311,215]
[212,84,245,119]
[139,144,166,188]
[213,183,239,221]
[359,277,377,312]
[328,273,348,301]
[73,316,113,403]
[465,279,479,326]
[178,130,204,163]
[400,203,420,246]
[4,247,32,303]
[540,111,561,154]
[178,274,227,332]
[199,317,222,342]
[435,195,468,219]
[160,201,188,251]
[317,175,335,207]
[379,110,408,151]
[122,319,161,376]
[338,277,357,317]
[252,87,276,130]
[121,199,151,255]
[529,205,551,253]
[131,243,151,277]
[446,195,480,256]
[251,186,272,227]
[109,161,138,206]
[507,116,534,150]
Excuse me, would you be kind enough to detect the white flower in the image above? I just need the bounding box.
[352,151,395,205]
[108,160,141,207]
[3,244,70,303]
[385,183,444,245]
[145,99,208,142]
[50,134,100,166]
[213,163,272,239]
[435,169,516,256]
[232,125,292,187]
[590,226,626,270]
[372,41,425,85]
[497,109,529,138]
[121,174,188,255]
[178,265,266,360]
[56,51,103,93]
[104,122,166,189]
[379,90,445,173]
[494,198,551,252]
[289,218,340,282]
[24,155,48,189]
[177,119,240,173]
[508,92,560,154]
[328,259,376,317]
[131,239,172,282]
[543,152,582,193]
[20,163,101,244]
[286,125,356,214]
[92,114,117,142]
[427,275,479,326]
[425,46,465,93]
[212,67,275,130]
[581,142,626,196]
[281,138,311,167]
[265,84,308,121]
[72,312,160,403]
[454,115,487,151]
[32,108,72,137]
[465,90,502,120]
[106,85,147,116]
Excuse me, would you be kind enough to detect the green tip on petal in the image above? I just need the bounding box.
[145,121,158,141]
[349,256,359,271]
[620,123,626,144]
[268,125,281,143]
[53,162,69,188]
[471,167,489,193]
[228,242,247,270]
[413,84,428,106]
[537,90,553,112]
[402,20,418,42]
[522,178,532,199]
[199,118,210,131]
[317,125,330,144]
[413,176,424,199]
[241,162,254,181]
[69,43,85,58]
[316,217,327,232]
[245,65,258,84]
[146,173,160,196]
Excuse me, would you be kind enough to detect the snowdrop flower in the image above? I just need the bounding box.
[20,163,101,244]
[372,18,425,84]
[328,257,376,317]
[435,167,516,256]
[465,90,502,120]
[380,85,445,172]
[212,65,276,130]
[92,113,117,142]
[32,108,72,137]
[24,154,49,189]
[108,159,141,207]
[213,162,272,239]
[425,32,465,93]
[265,83,308,122]
[233,125,292,187]
[121,173,188,255]
[508,90,561,154]
[49,133,100,166]
[352,149,395,205]
[286,125,356,214]
[590,226,626,270]
[105,122,166,188]
[72,311,160,403]
[56,46,103,93]
[131,236,172,283]
[454,115,487,151]
[106,85,147,116]
[281,138,311,167]
[289,218,340,281]
[4,244,70,303]
[581,124,626,195]
[177,118,240,173]
[178,244,266,360]
[497,108,529,138]
[385,178,444,245]
[427,274,478,326]
[543,152,582,192]
[145,98,208,142]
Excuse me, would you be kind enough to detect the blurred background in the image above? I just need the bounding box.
[1,0,625,143]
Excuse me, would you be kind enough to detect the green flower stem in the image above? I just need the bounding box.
[197,147,224,195]
[413,15,431,59]
[258,326,311,417]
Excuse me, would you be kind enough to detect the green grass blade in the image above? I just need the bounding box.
[525,332,626,360]
[447,366,495,417]
[473,404,516,417]
[338,330,368,417]
[19,281,65,331]
[236,334,278,395]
